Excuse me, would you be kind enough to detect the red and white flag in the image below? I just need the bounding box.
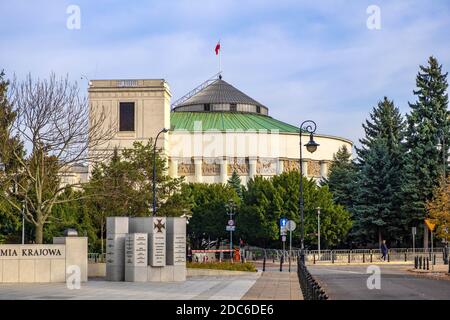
[215,41,221,55]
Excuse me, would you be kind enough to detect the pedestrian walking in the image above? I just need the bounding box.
[380,240,388,261]
[187,246,193,263]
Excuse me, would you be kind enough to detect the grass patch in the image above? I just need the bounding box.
[187,261,257,272]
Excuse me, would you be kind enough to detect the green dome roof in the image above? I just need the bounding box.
[170,111,298,133]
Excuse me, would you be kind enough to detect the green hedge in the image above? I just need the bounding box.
[187,261,257,272]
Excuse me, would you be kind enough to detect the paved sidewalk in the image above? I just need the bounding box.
[0,274,260,300]
[241,271,303,300]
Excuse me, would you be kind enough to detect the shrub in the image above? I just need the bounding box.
[187,261,256,272]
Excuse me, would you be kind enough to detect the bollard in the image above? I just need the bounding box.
[363,253,365,263]
[280,256,284,272]
[433,254,436,266]
[387,253,390,263]
[313,254,316,264]
[348,252,351,264]
[405,252,407,262]
[426,258,429,270]
[370,251,373,263]
[263,257,266,272]
[332,251,334,264]
[419,256,422,269]
[414,256,418,269]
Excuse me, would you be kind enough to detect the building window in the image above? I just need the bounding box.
[230,103,237,111]
[256,105,261,114]
[204,103,211,111]
[119,102,135,131]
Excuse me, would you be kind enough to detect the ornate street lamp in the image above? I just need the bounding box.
[152,128,169,216]
[299,120,319,264]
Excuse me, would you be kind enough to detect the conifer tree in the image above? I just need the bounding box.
[0,70,24,242]
[227,170,242,198]
[356,96,405,166]
[352,97,405,245]
[353,139,403,245]
[401,56,449,242]
[0,69,24,174]
[324,145,357,211]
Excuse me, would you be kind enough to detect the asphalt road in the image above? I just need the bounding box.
[308,264,450,300]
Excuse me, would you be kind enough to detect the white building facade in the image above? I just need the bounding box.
[87,76,353,184]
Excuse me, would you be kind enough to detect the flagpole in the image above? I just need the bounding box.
[219,41,221,73]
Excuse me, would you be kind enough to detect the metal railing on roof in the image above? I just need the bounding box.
[171,72,222,110]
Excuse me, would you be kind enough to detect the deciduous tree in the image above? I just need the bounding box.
[2,73,114,243]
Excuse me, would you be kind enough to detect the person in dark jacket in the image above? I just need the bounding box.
[186,246,193,263]
[380,240,388,261]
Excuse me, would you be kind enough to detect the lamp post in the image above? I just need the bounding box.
[299,120,319,264]
[437,129,448,263]
[152,128,169,216]
[225,199,236,261]
[317,207,321,259]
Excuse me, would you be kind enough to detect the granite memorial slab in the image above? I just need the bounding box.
[149,217,166,267]
[125,233,148,282]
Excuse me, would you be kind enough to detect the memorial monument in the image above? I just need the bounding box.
[106,216,187,282]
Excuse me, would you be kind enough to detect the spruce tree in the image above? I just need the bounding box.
[353,139,403,245]
[227,170,242,198]
[401,56,449,241]
[352,97,405,245]
[324,145,357,211]
[356,96,405,165]
[0,69,24,242]
[0,69,23,171]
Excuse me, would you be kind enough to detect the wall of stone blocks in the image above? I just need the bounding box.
[0,237,87,283]
[106,217,128,281]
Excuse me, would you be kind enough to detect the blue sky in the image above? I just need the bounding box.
[1,0,449,146]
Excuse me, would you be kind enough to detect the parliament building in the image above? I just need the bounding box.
[81,75,352,185]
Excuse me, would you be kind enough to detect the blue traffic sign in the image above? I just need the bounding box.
[280,218,288,227]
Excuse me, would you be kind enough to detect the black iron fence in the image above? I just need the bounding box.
[297,258,328,300]
[305,248,446,264]
[243,247,447,264]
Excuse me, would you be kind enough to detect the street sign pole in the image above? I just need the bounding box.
[289,228,292,272]
[230,228,232,260]
[285,220,296,273]
[317,207,321,258]
[21,201,25,245]
[226,201,236,261]
[431,230,433,267]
